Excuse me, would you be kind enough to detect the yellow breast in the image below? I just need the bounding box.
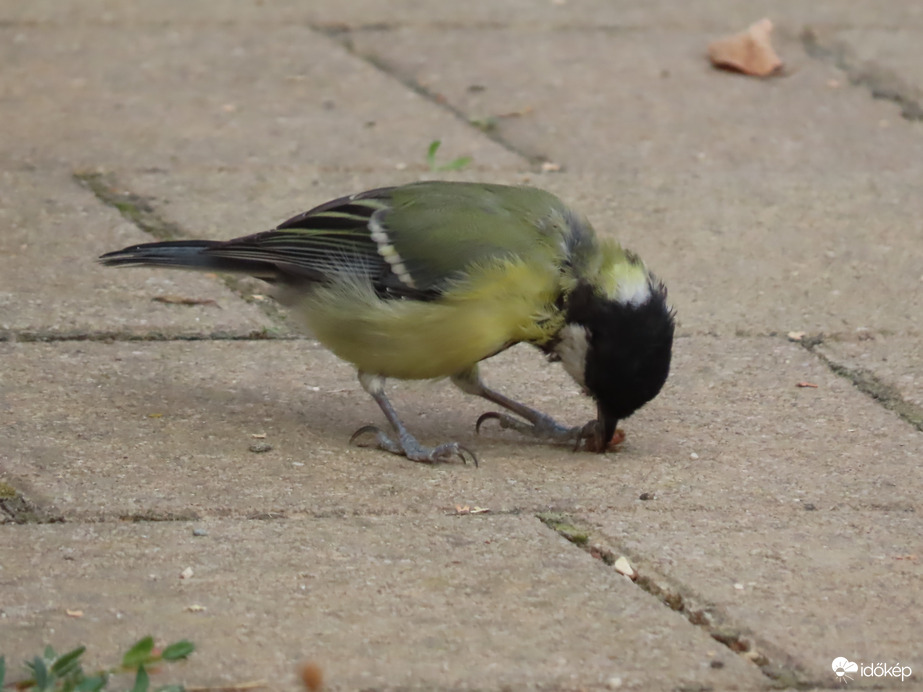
[290,259,559,379]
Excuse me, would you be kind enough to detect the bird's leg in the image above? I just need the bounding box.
[451,366,598,450]
[349,372,478,465]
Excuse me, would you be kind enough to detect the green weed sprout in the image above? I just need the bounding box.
[1,635,194,692]
[426,140,472,172]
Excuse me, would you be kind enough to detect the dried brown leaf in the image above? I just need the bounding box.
[708,18,783,77]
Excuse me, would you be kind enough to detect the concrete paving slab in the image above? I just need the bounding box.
[0,169,274,337]
[5,0,923,32]
[587,509,922,686]
[3,337,920,524]
[0,24,520,172]
[348,29,923,335]
[115,162,923,342]
[834,29,923,94]
[349,28,922,175]
[635,336,922,514]
[2,2,922,689]
[818,335,923,412]
[113,167,529,247]
[0,516,769,691]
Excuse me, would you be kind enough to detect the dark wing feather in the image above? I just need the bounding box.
[200,188,438,300]
[107,182,575,301]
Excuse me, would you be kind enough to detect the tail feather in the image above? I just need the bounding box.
[99,240,281,281]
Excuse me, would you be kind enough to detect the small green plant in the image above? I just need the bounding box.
[468,116,498,133]
[426,140,472,172]
[1,636,194,692]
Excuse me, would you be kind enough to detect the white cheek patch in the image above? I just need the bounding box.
[554,323,590,390]
[616,274,652,307]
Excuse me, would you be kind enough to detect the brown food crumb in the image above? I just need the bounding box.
[583,427,627,453]
[608,428,627,448]
[299,662,324,691]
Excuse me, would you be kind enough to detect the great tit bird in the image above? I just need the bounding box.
[100,181,674,465]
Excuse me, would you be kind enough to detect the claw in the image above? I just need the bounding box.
[349,425,402,455]
[574,420,601,452]
[430,442,479,467]
[354,372,479,466]
[576,422,627,452]
[475,411,498,435]
[476,410,615,453]
[476,411,521,435]
[455,367,618,454]
[349,424,478,466]
[476,411,547,440]
[349,424,381,445]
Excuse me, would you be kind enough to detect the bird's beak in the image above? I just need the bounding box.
[595,402,617,454]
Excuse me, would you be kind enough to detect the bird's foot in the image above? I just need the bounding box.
[476,412,622,452]
[349,425,478,466]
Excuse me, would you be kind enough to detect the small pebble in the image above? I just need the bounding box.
[249,442,273,454]
[614,556,636,579]
[192,527,208,537]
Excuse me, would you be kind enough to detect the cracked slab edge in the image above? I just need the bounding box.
[801,26,923,121]
[0,481,63,524]
[537,512,816,689]
[0,328,297,343]
[314,24,553,169]
[793,336,923,433]
[75,170,297,328]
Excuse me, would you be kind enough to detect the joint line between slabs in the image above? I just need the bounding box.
[310,24,551,169]
[801,28,923,122]
[73,170,292,325]
[536,512,820,687]
[795,337,923,433]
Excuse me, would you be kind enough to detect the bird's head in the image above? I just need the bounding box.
[553,259,675,452]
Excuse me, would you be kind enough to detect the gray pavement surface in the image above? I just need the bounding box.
[1,2,921,690]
